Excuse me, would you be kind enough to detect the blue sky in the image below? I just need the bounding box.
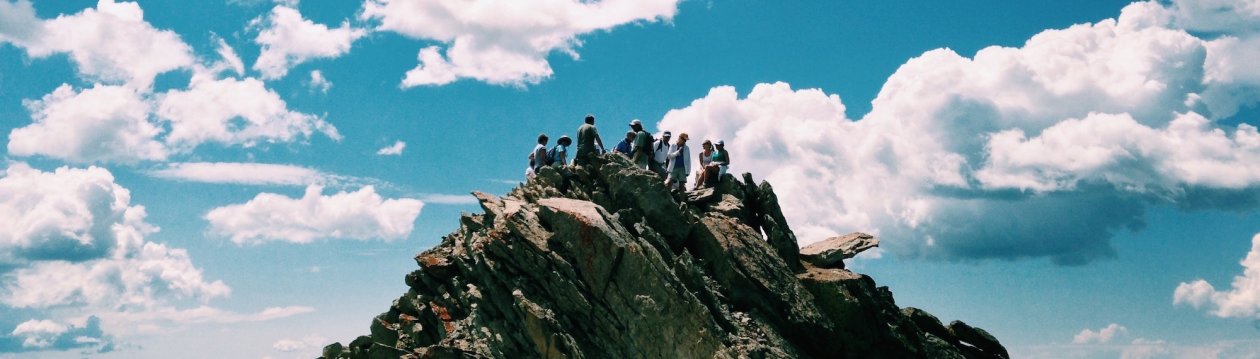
[1,0,1260,358]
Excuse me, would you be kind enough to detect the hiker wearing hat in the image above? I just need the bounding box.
[703,139,731,187]
[665,133,692,191]
[651,131,673,177]
[574,114,605,166]
[629,120,653,170]
[613,130,634,156]
[548,135,572,167]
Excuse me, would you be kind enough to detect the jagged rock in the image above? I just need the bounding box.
[903,307,956,345]
[323,154,1005,359]
[949,320,1009,359]
[800,232,879,269]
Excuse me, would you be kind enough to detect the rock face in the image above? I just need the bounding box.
[799,232,879,269]
[323,154,1007,359]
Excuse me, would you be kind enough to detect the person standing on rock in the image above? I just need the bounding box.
[629,120,653,170]
[665,133,691,191]
[613,130,634,156]
[652,131,673,177]
[575,114,604,166]
[530,134,549,177]
[694,139,714,189]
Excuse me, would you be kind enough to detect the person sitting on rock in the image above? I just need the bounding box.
[694,139,714,189]
[704,139,730,186]
[548,135,572,167]
[613,130,634,156]
[665,133,691,191]
[575,114,604,166]
[531,133,549,177]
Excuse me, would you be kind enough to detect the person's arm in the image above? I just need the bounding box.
[594,133,604,153]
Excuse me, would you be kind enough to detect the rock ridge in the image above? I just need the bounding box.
[323,154,1008,359]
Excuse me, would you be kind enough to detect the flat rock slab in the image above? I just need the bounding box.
[799,232,878,268]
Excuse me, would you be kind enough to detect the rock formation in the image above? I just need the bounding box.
[323,154,1008,359]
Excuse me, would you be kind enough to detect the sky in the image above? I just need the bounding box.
[0,0,1259,358]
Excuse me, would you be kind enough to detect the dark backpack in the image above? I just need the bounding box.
[545,146,559,165]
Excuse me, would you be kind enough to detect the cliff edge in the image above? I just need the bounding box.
[323,154,1007,359]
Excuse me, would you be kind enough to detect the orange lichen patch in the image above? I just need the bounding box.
[429,302,456,333]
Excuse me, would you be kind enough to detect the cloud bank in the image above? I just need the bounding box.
[359,0,681,87]
[656,1,1260,264]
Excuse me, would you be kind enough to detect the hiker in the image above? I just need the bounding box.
[703,139,730,187]
[665,133,691,191]
[613,130,634,156]
[526,152,536,178]
[575,114,605,166]
[629,120,653,170]
[531,133,549,176]
[694,139,714,189]
[651,131,673,176]
[548,135,572,167]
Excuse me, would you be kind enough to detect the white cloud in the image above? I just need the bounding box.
[1073,323,1129,344]
[1175,233,1260,318]
[0,163,310,352]
[204,185,423,245]
[417,193,476,205]
[308,70,332,93]
[7,84,166,164]
[376,140,405,156]
[656,0,1260,264]
[3,2,338,165]
[157,75,341,152]
[360,0,681,87]
[0,0,195,89]
[146,162,331,186]
[272,334,327,352]
[252,5,366,79]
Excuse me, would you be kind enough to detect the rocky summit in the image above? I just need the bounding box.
[322,154,1008,359]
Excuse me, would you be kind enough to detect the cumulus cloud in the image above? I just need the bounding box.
[308,70,332,93]
[359,0,681,87]
[252,5,366,79]
[656,0,1260,264]
[146,162,331,186]
[7,84,166,164]
[8,316,112,353]
[1073,323,1129,344]
[0,163,314,353]
[1175,233,1260,318]
[376,140,405,156]
[0,0,194,89]
[4,1,339,164]
[157,75,341,151]
[204,185,423,245]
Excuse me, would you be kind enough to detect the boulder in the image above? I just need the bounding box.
[799,232,879,268]
[949,320,1009,359]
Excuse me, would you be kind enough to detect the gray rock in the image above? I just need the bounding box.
[949,320,1009,359]
[799,232,879,268]
[328,154,1005,359]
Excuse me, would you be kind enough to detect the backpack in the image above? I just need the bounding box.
[545,146,559,165]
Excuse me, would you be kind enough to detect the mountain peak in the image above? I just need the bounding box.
[323,154,1008,359]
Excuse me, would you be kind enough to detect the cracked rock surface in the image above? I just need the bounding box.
[323,154,1008,359]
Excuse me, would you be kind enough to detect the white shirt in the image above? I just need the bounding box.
[652,138,672,164]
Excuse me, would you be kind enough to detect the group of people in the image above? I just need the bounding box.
[527,115,731,191]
